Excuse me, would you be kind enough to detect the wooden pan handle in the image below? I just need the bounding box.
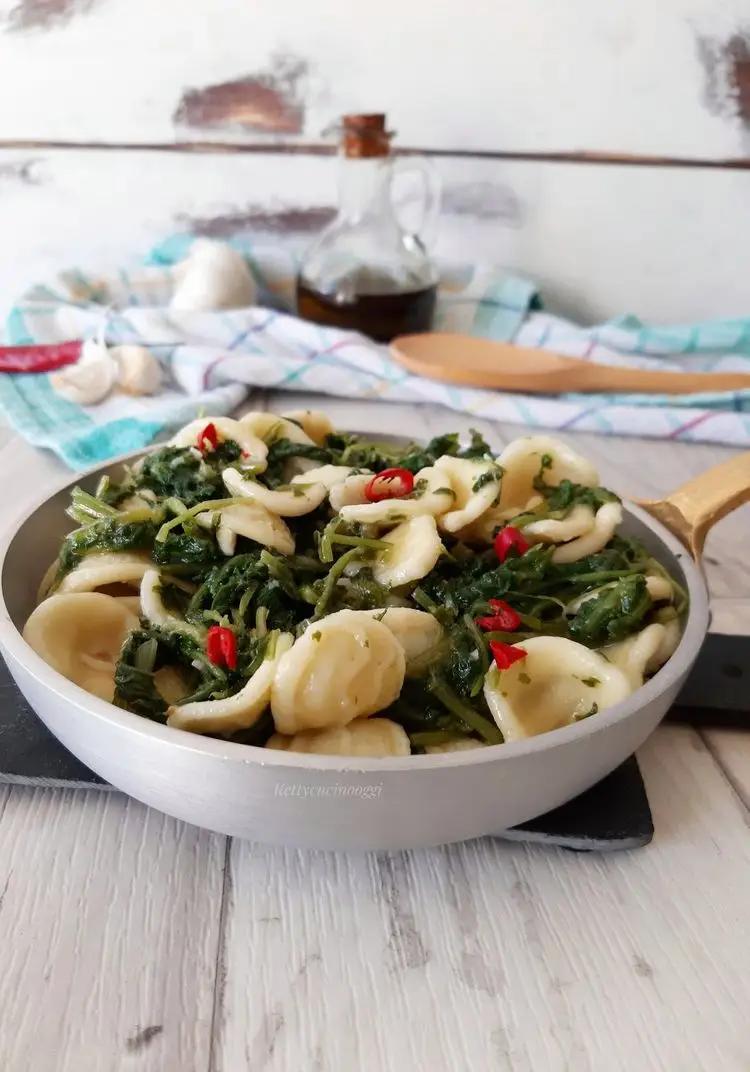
[637,452,750,559]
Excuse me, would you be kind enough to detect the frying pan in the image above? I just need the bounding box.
[0,444,746,850]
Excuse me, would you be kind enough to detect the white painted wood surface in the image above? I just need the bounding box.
[2,147,750,323]
[0,396,749,1070]
[0,0,746,157]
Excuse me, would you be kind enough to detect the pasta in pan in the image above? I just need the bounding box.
[24,413,686,756]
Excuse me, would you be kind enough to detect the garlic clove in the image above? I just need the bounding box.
[112,345,162,396]
[49,344,117,406]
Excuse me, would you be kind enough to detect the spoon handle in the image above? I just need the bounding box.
[636,451,750,559]
[568,363,750,395]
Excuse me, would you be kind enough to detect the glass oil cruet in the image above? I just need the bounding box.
[296,113,441,342]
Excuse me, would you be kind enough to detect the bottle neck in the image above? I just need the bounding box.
[337,155,392,223]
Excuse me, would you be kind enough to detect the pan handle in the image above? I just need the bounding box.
[636,451,750,559]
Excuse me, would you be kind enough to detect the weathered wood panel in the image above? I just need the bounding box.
[0,1,748,159]
[2,146,750,323]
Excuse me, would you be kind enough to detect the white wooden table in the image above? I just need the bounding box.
[1,394,749,1072]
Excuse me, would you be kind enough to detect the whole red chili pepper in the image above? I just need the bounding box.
[494,525,530,563]
[0,340,82,374]
[206,625,237,670]
[197,422,219,453]
[476,598,522,632]
[489,640,528,671]
[364,467,415,502]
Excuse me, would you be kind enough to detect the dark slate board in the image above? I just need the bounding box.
[0,632,745,851]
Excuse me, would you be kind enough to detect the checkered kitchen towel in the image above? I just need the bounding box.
[1,234,749,468]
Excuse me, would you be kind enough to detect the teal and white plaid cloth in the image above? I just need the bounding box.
[1,234,749,469]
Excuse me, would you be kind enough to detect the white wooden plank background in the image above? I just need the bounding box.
[2,147,750,323]
[0,0,747,158]
[0,397,749,1071]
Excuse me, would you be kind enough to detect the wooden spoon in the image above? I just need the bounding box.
[391,332,750,396]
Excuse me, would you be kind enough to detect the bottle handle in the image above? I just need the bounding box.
[389,156,442,250]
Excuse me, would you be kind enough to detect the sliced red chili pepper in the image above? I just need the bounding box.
[206,625,237,670]
[197,422,219,453]
[206,625,224,665]
[364,467,415,502]
[0,340,82,374]
[476,599,522,632]
[219,627,237,671]
[494,525,530,563]
[489,640,528,671]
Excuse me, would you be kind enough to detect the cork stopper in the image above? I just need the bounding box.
[341,113,392,158]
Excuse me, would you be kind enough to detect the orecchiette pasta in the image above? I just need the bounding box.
[329,472,374,512]
[601,623,668,690]
[270,610,406,735]
[433,455,501,533]
[239,411,315,446]
[267,717,410,757]
[170,417,267,469]
[168,633,294,734]
[195,501,295,556]
[57,551,152,593]
[425,739,487,754]
[290,465,361,491]
[222,467,328,516]
[483,636,632,742]
[372,515,444,588]
[496,436,599,513]
[524,503,596,545]
[339,467,454,526]
[551,501,623,564]
[23,593,139,701]
[280,409,335,445]
[362,607,444,672]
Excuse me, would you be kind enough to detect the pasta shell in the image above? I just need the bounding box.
[23,592,138,701]
[267,717,410,757]
[222,468,328,516]
[290,465,361,491]
[139,569,201,640]
[167,633,294,734]
[338,467,454,526]
[524,503,596,545]
[238,411,315,446]
[372,515,444,588]
[362,607,444,672]
[329,473,374,513]
[170,417,268,471]
[645,575,674,602]
[601,623,668,690]
[280,409,334,445]
[433,456,501,533]
[195,501,295,556]
[483,636,632,742]
[551,502,622,564]
[270,610,406,735]
[496,436,599,513]
[57,551,152,594]
[425,739,487,754]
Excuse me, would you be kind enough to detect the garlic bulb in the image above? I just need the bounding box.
[170,239,257,311]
